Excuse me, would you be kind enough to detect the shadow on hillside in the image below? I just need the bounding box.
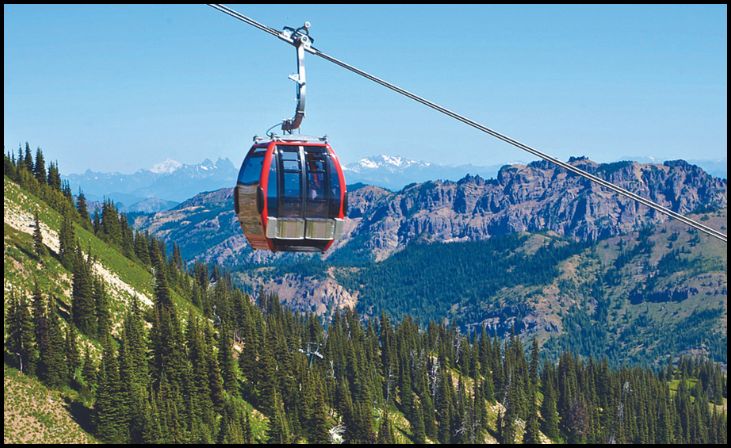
[66,398,95,436]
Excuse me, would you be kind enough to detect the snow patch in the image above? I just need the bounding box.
[150,158,182,174]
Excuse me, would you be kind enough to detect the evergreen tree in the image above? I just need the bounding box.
[94,278,112,340]
[77,191,91,229]
[149,250,189,403]
[95,335,129,443]
[33,146,46,184]
[529,338,539,391]
[267,392,293,444]
[540,367,560,440]
[309,379,331,444]
[185,314,215,434]
[6,292,37,375]
[524,391,542,444]
[205,325,226,412]
[47,161,62,190]
[501,375,519,444]
[72,247,97,336]
[411,401,427,444]
[93,210,101,234]
[100,200,123,245]
[65,325,81,386]
[217,398,246,443]
[23,142,34,173]
[436,362,452,444]
[172,243,184,270]
[134,232,152,266]
[32,211,46,258]
[58,213,77,269]
[33,286,51,381]
[82,346,97,388]
[218,325,238,396]
[40,297,68,388]
[256,331,278,415]
[120,298,151,443]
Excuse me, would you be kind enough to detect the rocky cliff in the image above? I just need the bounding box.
[134,157,727,264]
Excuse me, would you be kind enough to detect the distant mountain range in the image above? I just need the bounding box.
[64,158,238,212]
[342,154,510,190]
[620,156,727,179]
[65,154,726,213]
[63,154,517,211]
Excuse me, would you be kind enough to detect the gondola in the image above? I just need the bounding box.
[235,135,347,252]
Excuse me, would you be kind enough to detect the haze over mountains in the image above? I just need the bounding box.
[67,153,726,213]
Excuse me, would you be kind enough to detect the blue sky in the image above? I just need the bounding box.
[4,4,727,174]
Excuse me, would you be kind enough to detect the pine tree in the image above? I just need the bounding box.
[257,331,278,415]
[436,363,452,444]
[205,325,226,412]
[501,373,519,444]
[267,391,293,444]
[62,180,73,201]
[100,200,123,245]
[41,298,68,388]
[218,325,238,396]
[149,250,189,400]
[172,243,184,270]
[529,338,539,391]
[120,297,151,442]
[23,142,34,173]
[5,149,17,179]
[33,286,51,381]
[134,232,152,266]
[524,391,542,444]
[58,213,77,269]
[82,346,97,388]
[217,398,245,443]
[308,379,331,444]
[411,401,427,444]
[185,314,215,432]
[33,146,46,184]
[33,211,46,258]
[47,161,62,190]
[65,325,81,386]
[72,247,97,336]
[95,335,129,443]
[541,369,560,440]
[93,210,101,234]
[94,278,112,340]
[77,191,91,229]
[6,292,37,375]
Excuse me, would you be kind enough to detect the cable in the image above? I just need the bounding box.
[207,4,727,243]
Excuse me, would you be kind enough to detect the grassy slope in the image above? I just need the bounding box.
[489,209,727,367]
[4,177,195,317]
[4,366,98,444]
[3,176,269,443]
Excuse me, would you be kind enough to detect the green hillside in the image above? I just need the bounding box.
[3,166,269,443]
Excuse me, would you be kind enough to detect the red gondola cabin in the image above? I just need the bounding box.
[234,135,347,252]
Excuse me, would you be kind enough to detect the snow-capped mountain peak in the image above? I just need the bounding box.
[150,158,183,174]
[346,154,431,172]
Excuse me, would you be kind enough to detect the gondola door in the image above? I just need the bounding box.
[275,145,306,239]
